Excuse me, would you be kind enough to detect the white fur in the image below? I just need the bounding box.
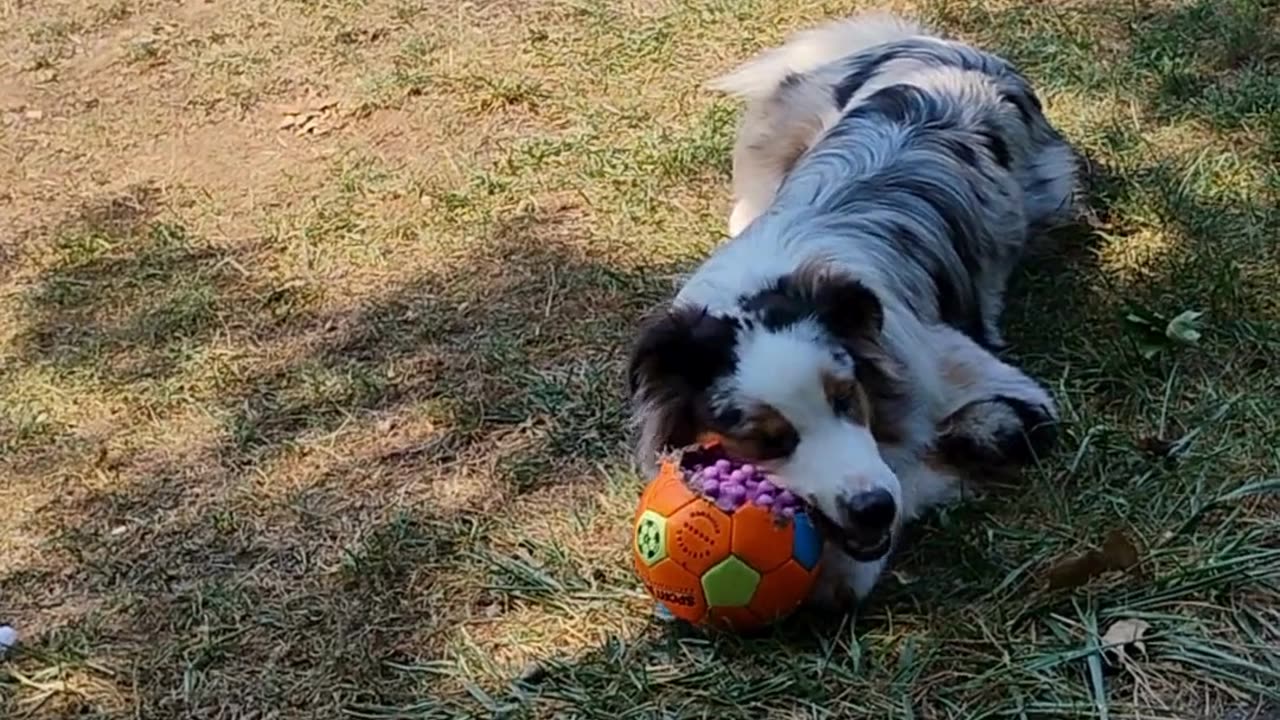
[733,322,901,511]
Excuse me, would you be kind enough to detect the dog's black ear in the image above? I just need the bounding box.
[627,306,739,466]
[628,306,739,399]
[790,261,884,343]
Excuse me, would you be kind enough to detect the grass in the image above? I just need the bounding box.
[1,0,1278,717]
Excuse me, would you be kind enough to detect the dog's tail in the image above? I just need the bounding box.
[710,13,934,236]
[707,12,931,100]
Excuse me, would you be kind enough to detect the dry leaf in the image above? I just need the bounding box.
[1045,529,1142,590]
[1101,618,1150,664]
[1101,529,1140,570]
[1045,548,1109,589]
[1136,434,1176,458]
[277,92,340,136]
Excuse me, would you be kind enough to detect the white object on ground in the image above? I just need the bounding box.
[0,625,17,655]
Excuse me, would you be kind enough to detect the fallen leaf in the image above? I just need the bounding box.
[1122,306,1171,359]
[1136,339,1163,360]
[1136,435,1176,458]
[1045,549,1109,590]
[1165,309,1205,345]
[1101,618,1150,665]
[1045,529,1142,590]
[1101,528,1140,570]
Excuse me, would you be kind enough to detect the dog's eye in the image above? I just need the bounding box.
[824,375,859,417]
[714,407,744,429]
[753,427,799,459]
[720,405,799,461]
[830,389,852,415]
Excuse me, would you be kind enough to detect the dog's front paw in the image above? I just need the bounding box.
[938,395,1058,467]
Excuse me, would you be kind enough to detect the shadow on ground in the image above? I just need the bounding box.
[1,194,680,715]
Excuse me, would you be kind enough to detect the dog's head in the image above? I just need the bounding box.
[628,262,907,560]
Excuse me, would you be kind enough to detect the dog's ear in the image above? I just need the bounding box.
[789,261,884,343]
[628,306,739,398]
[627,306,738,469]
[791,261,905,390]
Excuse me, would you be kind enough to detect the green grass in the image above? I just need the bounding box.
[1,0,1278,718]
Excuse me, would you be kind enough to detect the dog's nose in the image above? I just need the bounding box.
[842,489,896,531]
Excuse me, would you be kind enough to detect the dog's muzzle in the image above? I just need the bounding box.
[810,488,896,561]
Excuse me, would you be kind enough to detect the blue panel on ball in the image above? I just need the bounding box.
[791,511,822,570]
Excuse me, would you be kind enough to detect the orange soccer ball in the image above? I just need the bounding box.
[632,444,823,631]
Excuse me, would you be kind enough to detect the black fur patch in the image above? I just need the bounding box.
[936,396,1058,467]
[740,270,884,344]
[887,223,983,342]
[713,405,744,428]
[739,276,807,331]
[945,138,979,167]
[780,71,805,89]
[843,82,930,125]
[999,89,1039,126]
[998,394,1059,461]
[628,307,742,453]
[628,307,739,396]
[832,51,903,108]
[979,126,1012,169]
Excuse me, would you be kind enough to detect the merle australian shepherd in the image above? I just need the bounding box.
[627,13,1078,604]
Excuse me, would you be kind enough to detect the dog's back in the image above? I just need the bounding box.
[702,13,1078,347]
[711,13,932,236]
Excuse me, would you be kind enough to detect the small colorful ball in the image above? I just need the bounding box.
[632,443,823,632]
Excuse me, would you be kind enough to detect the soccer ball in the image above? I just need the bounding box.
[632,444,823,631]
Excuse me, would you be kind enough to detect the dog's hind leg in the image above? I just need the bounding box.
[722,79,839,237]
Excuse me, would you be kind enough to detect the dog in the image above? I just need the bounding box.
[626,12,1078,603]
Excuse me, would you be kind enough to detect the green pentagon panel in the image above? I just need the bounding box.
[635,510,668,567]
[701,555,760,607]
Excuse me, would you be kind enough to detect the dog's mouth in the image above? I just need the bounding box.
[810,507,893,561]
[840,532,891,561]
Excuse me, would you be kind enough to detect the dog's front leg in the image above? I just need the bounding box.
[931,327,1059,468]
